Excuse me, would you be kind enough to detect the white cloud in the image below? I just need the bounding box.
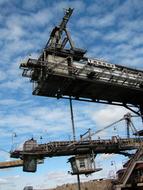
[0,151,10,162]
[0,103,72,143]
[0,98,30,106]
[98,154,114,160]
[22,0,46,11]
[0,178,8,184]
[51,0,85,14]
[77,13,115,29]
[0,78,25,90]
[0,70,6,81]
[0,1,143,190]
[86,105,127,128]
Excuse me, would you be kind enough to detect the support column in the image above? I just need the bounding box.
[69,97,76,141]
[77,174,81,190]
[124,113,131,139]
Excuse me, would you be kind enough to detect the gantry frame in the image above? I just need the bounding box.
[19,8,143,118]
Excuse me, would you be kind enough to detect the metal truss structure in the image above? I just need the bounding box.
[19,8,143,117]
[11,137,143,159]
[10,10,143,189]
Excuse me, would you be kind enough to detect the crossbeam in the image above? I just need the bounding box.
[11,138,143,159]
[19,8,143,117]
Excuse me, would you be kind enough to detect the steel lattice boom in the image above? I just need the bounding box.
[20,9,143,116]
[11,138,143,159]
[21,57,143,105]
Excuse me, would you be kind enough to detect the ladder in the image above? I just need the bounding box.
[119,148,143,185]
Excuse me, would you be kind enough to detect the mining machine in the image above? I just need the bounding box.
[10,114,143,173]
[11,8,143,190]
[20,8,143,118]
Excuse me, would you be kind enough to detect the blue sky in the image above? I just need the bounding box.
[0,0,143,189]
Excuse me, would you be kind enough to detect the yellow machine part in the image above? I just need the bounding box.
[0,159,43,169]
[0,160,23,168]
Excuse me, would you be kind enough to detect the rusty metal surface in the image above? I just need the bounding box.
[0,160,23,169]
[11,138,143,159]
[19,8,143,109]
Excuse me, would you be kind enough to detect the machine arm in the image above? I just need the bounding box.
[45,8,74,49]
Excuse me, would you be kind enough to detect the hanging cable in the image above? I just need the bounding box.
[69,97,76,141]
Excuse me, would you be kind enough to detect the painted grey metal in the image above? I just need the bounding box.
[19,7,143,118]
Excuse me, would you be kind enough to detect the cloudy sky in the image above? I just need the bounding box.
[0,0,143,189]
